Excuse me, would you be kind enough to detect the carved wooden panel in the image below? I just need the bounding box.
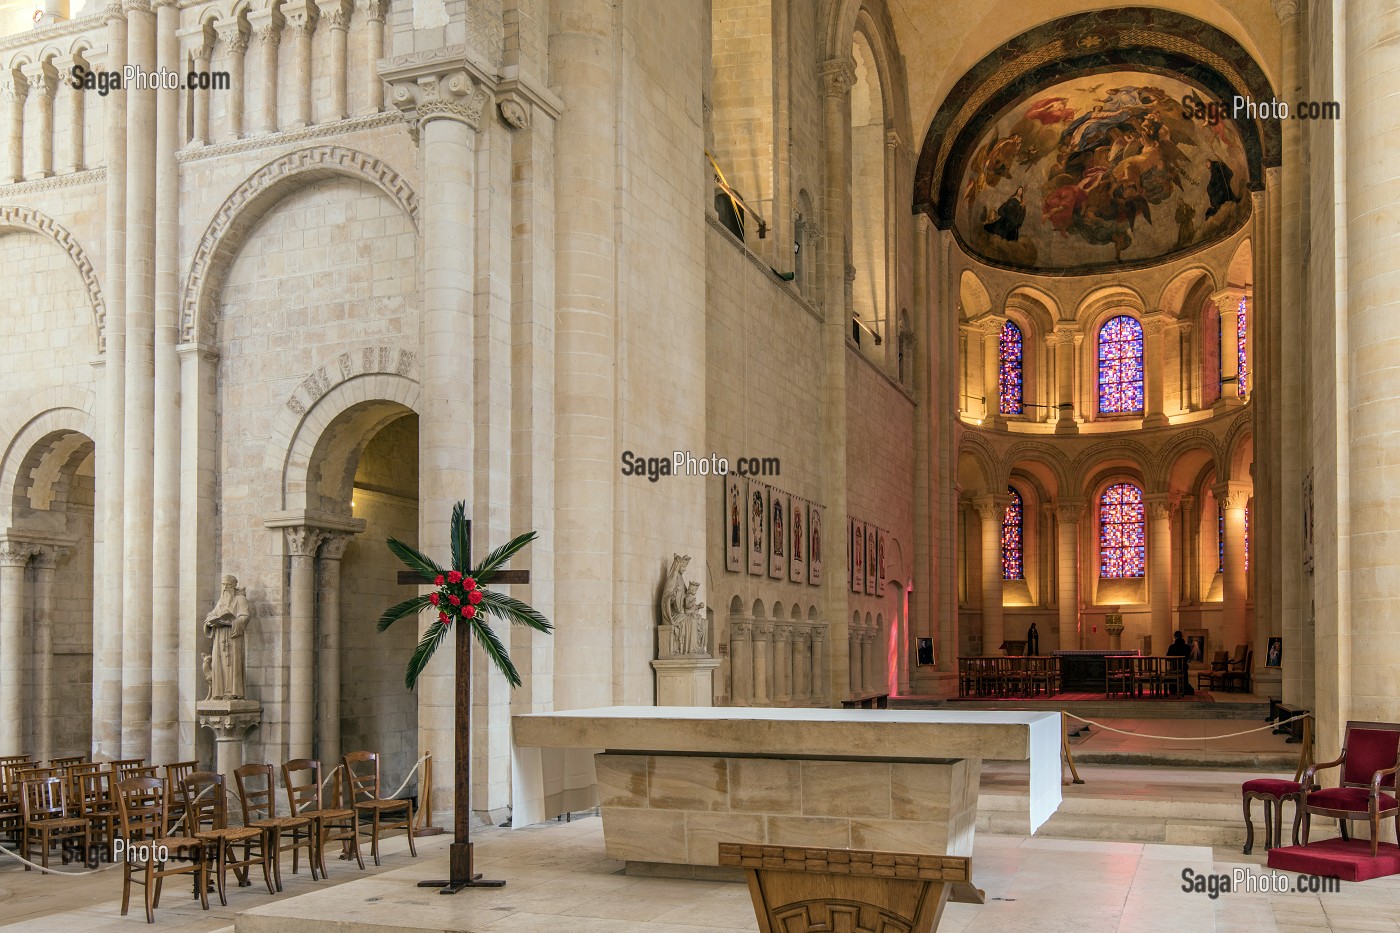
[719,844,972,933]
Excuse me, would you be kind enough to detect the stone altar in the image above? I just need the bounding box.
[511,706,1062,882]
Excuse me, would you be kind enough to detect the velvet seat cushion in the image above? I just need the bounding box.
[1307,787,1399,812]
[1242,778,1303,797]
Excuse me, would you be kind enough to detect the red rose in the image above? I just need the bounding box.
[463,605,476,619]
[438,610,448,623]
[464,577,477,591]
[447,570,463,584]
[434,574,444,586]
[468,590,482,605]
[429,593,440,606]
[448,594,461,606]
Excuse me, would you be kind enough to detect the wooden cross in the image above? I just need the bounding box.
[397,519,529,894]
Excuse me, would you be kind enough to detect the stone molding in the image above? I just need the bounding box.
[175,111,403,163]
[819,57,855,98]
[0,539,40,566]
[0,204,106,351]
[179,144,418,344]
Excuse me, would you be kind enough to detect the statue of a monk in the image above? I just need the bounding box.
[204,575,251,699]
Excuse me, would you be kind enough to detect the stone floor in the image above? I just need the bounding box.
[4,807,1398,932]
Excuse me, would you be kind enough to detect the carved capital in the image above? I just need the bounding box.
[178,25,216,62]
[123,0,152,13]
[1145,493,1176,521]
[22,62,58,98]
[1,71,28,105]
[318,532,352,561]
[1140,312,1169,338]
[755,624,775,637]
[973,493,1012,520]
[31,545,72,570]
[198,704,262,740]
[0,539,40,567]
[1055,499,1086,524]
[248,7,284,47]
[1212,481,1252,511]
[316,0,352,29]
[281,0,317,37]
[359,0,387,24]
[1271,0,1301,21]
[284,526,328,558]
[820,58,856,98]
[216,19,250,55]
[978,315,1007,337]
[730,620,751,638]
[390,69,490,133]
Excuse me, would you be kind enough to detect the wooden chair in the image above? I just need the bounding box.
[1130,657,1158,697]
[115,777,208,924]
[0,758,32,846]
[49,755,85,768]
[283,758,362,875]
[1301,721,1400,857]
[19,776,90,870]
[182,771,274,904]
[1105,657,1134,698]
[1197,650,1230,691]
[1222,649,1254,694]
[234,763,316,891]
[113,759,154,781]
[342,751,417,866]
[1159,656,1187,698]
[163,760,199,835]
[75,768,118,862]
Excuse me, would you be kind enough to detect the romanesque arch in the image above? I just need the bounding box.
[0,206,106,350]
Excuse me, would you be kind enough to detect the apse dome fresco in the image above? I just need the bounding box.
[953,72,1251,273]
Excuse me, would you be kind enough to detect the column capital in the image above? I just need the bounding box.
[755,623,775,637]
[388,67,491,133]
[1211,287,1248,311]
[1212,480,1252,511]
[811,627,827,644]
[1052,322,1081,340]
[216,18,250,54]
[1271,0,1301,21]
[359,0,388,23]
[730,619,751,637]
[31,544,72,570]
[1055,499,1086,523]
[1140,311,1170,337]
[21,61,58,98]
[123,0,153,14]
[280,0,318,37]
[977,314,1007,336]
[247,6,284,46]
[1144,493,1177,521]
[318,532,353,561]
[1,69,28,105]
[819,58,856,98]
[315,0,352,29]
[776,624,793,640]
[0,539,40,567]
[177,24,216,61]
[973,493,1013,520]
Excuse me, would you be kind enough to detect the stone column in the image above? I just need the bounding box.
[1172,320,1195,413]
[284,526,325,759]
[282,0,316,127]
[812,628,829,705]
[21,62,56,180]
[1146,495,1174,655]
[199,704,261,777]
[775,625,793,703]
[729,620,751,705]
[980,318,1005,426]
[94,0,128,762]
[974,494,1009,653]
[0,540,38,755]
[54,54,85,171]
[215,18,248,140]
[31,547,68,762]
[819,56,855,703]
[1,68,25,184]
[1053,325,1079,432]
[177,343,218,760]
[1214,290,1244,409]
[179,27,214,147]
[1343,0,1400,735]
[248,5,282,134]
[863,628,877,694]
[361,0,386,113]
[121,0,158,761]
[317,0,351,121]
[1055,501,1083,652]
[1141,313,1169,428]
[752,624,772,704]
[1215,482,1250,653]
[317,533,350,761]
[794,629,812,702]
[150,0,182,767]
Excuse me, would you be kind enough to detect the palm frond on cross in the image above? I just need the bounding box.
[376,501,552,690]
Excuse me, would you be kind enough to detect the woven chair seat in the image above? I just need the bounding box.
[353,798,410,811]
[195,826,262,844]
[27,816,87,831]
[149,835,205,851]
[250,815,311,830]
[303,807,354,821]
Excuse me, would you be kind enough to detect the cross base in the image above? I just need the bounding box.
[415,842,506,894]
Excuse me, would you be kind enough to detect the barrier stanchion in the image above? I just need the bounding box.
[413,753,444,837]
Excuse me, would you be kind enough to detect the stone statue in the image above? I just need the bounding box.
[203,575,251,700]
[659,555,708,658]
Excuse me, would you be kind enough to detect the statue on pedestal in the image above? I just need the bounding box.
[203,574,251,700]
[659,555,708,658]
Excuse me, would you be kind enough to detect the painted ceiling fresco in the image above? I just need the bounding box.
[952,72,1250,274]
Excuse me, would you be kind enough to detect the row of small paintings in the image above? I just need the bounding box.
[724,479,823,584]
[849,519,888,597]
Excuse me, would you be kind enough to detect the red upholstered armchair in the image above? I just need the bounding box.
[1300,721,1400,857]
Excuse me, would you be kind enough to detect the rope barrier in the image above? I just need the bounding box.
[1060,712,1308,741]
[0,843,122,875]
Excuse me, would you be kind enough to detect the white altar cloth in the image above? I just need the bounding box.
[511,706,1062,833]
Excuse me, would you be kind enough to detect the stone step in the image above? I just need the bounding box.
[979,790,1243,823]
[979,810,1252,847]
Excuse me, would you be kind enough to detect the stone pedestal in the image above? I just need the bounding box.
[1104,614,1124,651]
[197,699,261,776]
[652,658,721,707]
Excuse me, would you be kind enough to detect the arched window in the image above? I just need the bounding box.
[1002,486,1023,579]
[1236,297,1248,398]
[1097,315,1144,414]
[1100,482,1145,578]
[999,321,1024,415]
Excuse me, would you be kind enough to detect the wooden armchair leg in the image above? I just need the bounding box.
[1339,819,1349,842]
[1371,813,1381,858]
[1291,799,1303,847]
[1262,799,1273,851]
[1242,796,1256,855]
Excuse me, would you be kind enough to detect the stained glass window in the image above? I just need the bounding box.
[1237,297,1248,398]
[999,321,1023,415]
[1100,482,1145,578]
[1098,315,1144,414]
[1002,486,1023,580]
